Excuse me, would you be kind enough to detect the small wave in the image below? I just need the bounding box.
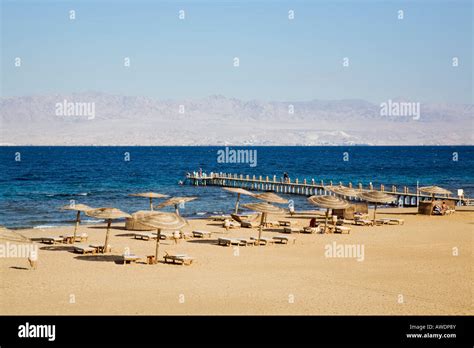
[33,225,57,229]
[82,219,102,224]
[44,192,89,197]
[196,212,207,216]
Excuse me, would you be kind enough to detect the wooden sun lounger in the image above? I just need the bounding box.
[250,237,275,245]
[122,254,140,264]
[37,236,64,244]
[74,244,96,254]
[278,220,291,226]
[234,237,257,246]
[159,231,175,240]
[301,227,319,234]
[163,252,194,265]
[134,232,157,240]
[217,237,243,247]
[378,218,405,225]
[192,230,212,238]
[61,233,88,243]
[273,235,295,244]
[334,226,351,234]
[210,215,232,221]
[355,219,374,226]
[283,226,301,234]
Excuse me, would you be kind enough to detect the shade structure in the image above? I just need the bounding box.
[242,202,286,244]
[86,208,131,253]
[136,212,188,264]
[307,195,350,233]
[418,186,452,198]
[222,187,255,214]
[155,196,197,215]
[254,192,289,204]
[60,204,94,244]
[358,191,397,224]
[326,185,360,198]
[129,192,169,211]
[0,226,31,243]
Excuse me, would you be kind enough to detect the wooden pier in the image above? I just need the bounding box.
[184,172,472,207]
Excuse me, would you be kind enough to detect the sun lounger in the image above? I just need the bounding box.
[180,231,193,239]
[234,237,257,246]
[192,230,212,238]
[334,226,351,234]
[37,236,64,244]
[163,251,194,265]
[217,237,243,246]
[283,226,300,233]
[264,221,279,227]
[273,235,295,244]
[61,233,88,243]
[122,253,140,264]
[355,219,374,226]
[301,227,319,234]
[250,237,275,245]
[134,232,157,240]
[89,244,111,253]
[73,244,96,254]
[159,231,175,240]
[278,220,291,226]
[377,218,405,225]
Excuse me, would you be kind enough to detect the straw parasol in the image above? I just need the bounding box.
[358,191,397,224]
[60,203,93,244]
[0,226,31,243]
[85,208,131,253]
[222,187,255,214]
[254,192,288,204]
[418,186,452,200]
[307,195,350,233]
[326,185,360,198]
[129,192,169,211]
[136,212,188,264]
[155,196,197,215]
[242,202,285,245]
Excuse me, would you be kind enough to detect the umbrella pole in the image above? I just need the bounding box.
[257,213,266,245]
[103,219,112,253]
[373,203,377,226]
[155,228,161,264]
[73,211,80,244]
[234,193,241,214]
[325,209,329,233]
[150,198,153,211]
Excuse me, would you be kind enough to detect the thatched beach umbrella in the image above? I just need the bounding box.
[418,186,452,200]
[60,203,93,244]
[327,185,360,198]
[242,202,285,245]
[254,192,288,204]
[129,192,169,211]
[307,195,350,233]
[358,191,397,224]
[222,187,254,214]
[155,196,197,216]
[86,208,131,253]
[136,212,188,264]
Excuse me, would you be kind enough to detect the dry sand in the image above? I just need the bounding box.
[1,209,472,315]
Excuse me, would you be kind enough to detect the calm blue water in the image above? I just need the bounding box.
[0,146,473,228]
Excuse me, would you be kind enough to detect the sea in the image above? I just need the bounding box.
[0,146,473,229]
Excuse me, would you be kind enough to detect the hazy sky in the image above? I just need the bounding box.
[1,0,472,103]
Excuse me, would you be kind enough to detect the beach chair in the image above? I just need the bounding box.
[37,236,64,244]
[334,226,351,234]
[73,244,96,254]
[163,251,194,265]
[283,226,301,233]
[250,237,275,246]
[134,232,157,240]
[355,219,374,226]
[192,230,212,238]
[210,215,232,221]
[231,213,261,228]
[122,253,140,264]
[234,237,257,246]
[159,231,175,240]
[301,226,319,234]
[89,244,111,253]
[223,220,241,231]
[273,235,295,244]
[278,220,292,226]
[217,237,243,247]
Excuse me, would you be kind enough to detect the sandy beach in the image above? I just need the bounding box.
[1,208,472,315]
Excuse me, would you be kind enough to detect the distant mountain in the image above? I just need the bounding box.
[0,93,472,145]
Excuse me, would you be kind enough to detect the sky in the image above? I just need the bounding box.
[1,0,472,103]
